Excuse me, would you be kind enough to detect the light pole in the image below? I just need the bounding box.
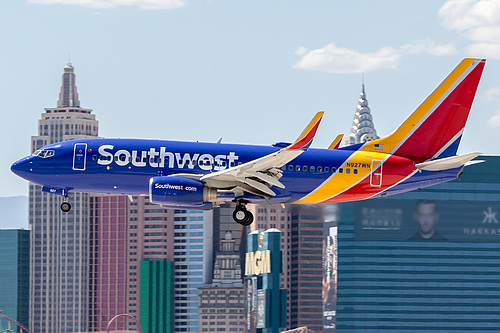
[106,313,142,333]
[0,311,31,333]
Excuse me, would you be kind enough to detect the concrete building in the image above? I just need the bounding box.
[289,206,324,332]
[0,229,30,328]
[335,156,500,332]
[88,195,129,331]
[199,231,245,333]
[345,83,378,146]
[29,63,98,333]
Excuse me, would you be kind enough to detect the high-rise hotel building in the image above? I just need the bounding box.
[29,63,98,333]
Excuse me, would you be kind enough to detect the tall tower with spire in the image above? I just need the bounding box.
[345,83,379,145]
[29,63,98,333]
[57,63,80,108]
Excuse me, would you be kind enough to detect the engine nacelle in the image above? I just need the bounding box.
[149,176,218,207]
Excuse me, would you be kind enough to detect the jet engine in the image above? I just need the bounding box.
[149,176,218,207]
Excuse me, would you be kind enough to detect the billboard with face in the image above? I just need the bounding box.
[354,199,500,241]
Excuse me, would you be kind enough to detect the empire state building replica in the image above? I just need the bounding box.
[29,63,98,333]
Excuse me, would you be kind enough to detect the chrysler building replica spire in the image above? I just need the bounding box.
[345,83,379,145]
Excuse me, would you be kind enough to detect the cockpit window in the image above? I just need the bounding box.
[32,150,55,158]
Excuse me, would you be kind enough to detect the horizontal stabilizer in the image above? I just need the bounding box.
[415,152,481,171]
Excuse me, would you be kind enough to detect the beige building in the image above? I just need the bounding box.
[199,231,245,332]
[29,63,99,333]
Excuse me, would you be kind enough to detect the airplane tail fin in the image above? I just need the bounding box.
[360,58,485,160]
[285,111,324,151]
[328,134,344,149]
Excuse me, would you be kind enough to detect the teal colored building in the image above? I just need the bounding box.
[140,260,175,333]
[245,229,286,333]
[0,229,29,328]
[335,156,500,332]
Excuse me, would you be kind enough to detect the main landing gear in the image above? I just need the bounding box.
[61,195,71,213]
[232,200,254,226]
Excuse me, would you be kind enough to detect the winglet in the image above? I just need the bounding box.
[285,111,324,151]
[328,134,343,149]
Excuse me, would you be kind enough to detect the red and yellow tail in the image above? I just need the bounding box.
[361,58,485,161]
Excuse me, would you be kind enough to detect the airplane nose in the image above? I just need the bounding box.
[11,157,32,179]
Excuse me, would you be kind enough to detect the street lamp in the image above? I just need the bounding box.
[0,311,31,333]
[106,314,142,333]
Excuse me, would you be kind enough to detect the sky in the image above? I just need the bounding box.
[1,0,500,197]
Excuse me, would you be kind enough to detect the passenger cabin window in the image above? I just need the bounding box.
[288,165,293,171]
[317,166,322,172]
[346,168,351,174]
[303,166,308,172]
[339,168,343,173]
[310,166,315,172]
[354,169,358,175]
[324,167,329,173]
[296,165,301,171]
[332,167,337,173]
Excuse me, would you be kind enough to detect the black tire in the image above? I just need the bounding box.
[61,202,71,213]
[233,207,254,225]
[240,211,254,226]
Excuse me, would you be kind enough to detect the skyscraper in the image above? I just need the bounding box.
[29,63,98,333]
[0,229,30,328]
[88,194,129,331]
[173,209,214,332]
[345,83,378,146]
[199,231,245,333]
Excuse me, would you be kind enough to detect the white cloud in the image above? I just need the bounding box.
[293,40,457,74]
[294,46,308,56]
[401,39,458,56]
[28,0,186,10]
[488,112,500,127]
[293,43,401,74]
[439,0,500,59]
[483,86,500,101]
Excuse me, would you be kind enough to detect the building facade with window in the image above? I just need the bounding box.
[0,229,30,328]
[88,194,129,331]
[199,231,245,333]
[29,63,98,333]
[335,156,500,332]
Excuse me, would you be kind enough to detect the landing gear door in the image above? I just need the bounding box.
[73,143,87,171]
[370,159,383,187]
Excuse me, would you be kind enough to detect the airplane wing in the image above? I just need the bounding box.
[199,112,325,198]
[328,134,343,149]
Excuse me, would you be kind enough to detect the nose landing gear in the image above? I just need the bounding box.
[232,200,254,226]
[61,195,71,212]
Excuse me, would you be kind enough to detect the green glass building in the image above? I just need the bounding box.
[0,229,29,328]
[335,156,500,332]
[140,260,175,333]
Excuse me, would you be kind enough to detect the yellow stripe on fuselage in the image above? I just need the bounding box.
[294,151,388,204]
[361,58,476,155]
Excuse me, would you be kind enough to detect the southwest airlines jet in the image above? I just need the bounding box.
[11,58,485,225]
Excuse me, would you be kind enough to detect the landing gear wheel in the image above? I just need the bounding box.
[233,208,253,226]
[61,202,71,213]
